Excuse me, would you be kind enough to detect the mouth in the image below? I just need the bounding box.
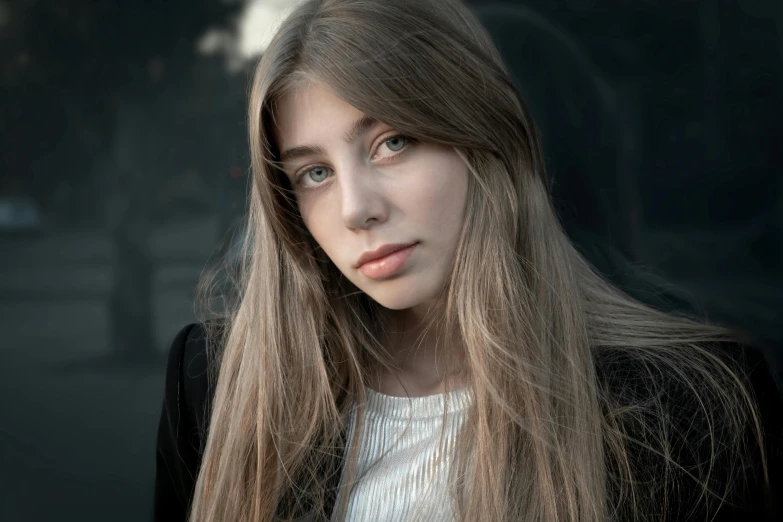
[355,242,418,268]
[356,242,418,280]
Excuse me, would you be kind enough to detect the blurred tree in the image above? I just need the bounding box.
[0,0,242,360]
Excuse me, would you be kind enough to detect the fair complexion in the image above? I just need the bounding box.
[273,82,469,396]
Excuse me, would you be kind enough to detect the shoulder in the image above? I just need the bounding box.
[705,342,783,519]
[163,322,223,438]
[154,322,225,519]
[596,340,781,415]
[707,341,783,467]
[597,341,783,519]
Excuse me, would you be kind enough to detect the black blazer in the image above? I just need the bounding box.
[153,323,783,521]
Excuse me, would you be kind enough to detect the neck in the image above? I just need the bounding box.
[368,303,467,397]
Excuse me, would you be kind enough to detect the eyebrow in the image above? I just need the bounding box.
[278,115,381,166]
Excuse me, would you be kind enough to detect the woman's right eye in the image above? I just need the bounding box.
[296,166,332,188]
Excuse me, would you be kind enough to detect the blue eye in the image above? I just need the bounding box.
[302,166,330,185]
[294,134,415,190]
[385,136,407,152]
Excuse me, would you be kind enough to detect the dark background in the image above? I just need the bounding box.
[1,0,781,520]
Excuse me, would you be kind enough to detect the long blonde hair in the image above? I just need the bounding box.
[190,0,767,520]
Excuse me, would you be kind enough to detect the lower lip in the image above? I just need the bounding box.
[358,243,418,280]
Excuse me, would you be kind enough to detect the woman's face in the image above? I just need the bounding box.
[273,82,469,314]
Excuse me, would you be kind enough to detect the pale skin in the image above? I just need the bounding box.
[273,82,470,397]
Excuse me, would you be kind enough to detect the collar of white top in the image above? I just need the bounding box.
[362,385,474,420]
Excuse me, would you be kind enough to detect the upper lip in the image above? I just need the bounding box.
[355,242,417,268]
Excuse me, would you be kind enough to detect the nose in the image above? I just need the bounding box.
[339,161,388,230]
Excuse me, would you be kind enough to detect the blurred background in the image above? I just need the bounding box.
[1,0,781,520]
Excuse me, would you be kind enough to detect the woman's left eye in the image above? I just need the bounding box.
[380,135,409,154]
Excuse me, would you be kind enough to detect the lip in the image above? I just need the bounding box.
[357,242,418,280]
[355,242,418,268]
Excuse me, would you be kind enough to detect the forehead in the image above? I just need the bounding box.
[273,83,364,147]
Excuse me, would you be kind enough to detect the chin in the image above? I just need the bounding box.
[361,290,414,310]
[360,280,438,311]
[373,297,419,311]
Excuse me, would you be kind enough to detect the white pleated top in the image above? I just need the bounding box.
[332,385,474,521]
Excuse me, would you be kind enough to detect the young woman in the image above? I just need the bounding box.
[153,0,782,520]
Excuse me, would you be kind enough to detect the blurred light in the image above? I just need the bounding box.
[198,28,231,55]
[0,197,42,231]
[0,0,9,29]
[197,0,306,73]
[237,0,301,59]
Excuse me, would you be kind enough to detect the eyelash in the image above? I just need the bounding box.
[293,134,417,190]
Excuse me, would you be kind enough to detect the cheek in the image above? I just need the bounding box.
[299,199,341,260]
[297,195,327,235]
[406,162,468,226]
